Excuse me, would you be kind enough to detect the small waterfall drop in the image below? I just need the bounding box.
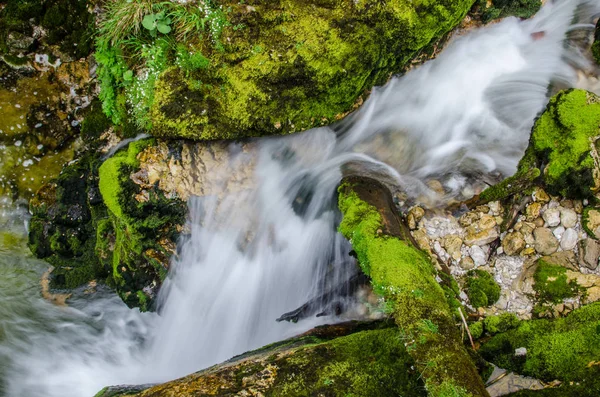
[1,1,599,396]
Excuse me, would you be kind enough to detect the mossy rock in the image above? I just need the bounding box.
[0,0,95,59]
[97,0,474,140]
[465,269,501,308]
[28,154,108,290]
[96,139,186,310]
[533,259,582,304]
[474,0,542,24]
[593,19,600,66]
[479,89,600,203]
[479,302,600,385]
[97,322,428,397]
[337,176,488,396]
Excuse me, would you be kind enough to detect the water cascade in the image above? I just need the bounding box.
[0,1,599,396]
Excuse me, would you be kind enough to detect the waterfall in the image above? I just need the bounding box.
[1,1,598,396]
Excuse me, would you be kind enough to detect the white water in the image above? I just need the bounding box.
[1,1,599,396]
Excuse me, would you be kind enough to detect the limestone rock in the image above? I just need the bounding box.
[560,228,578,251]
[525,202,542,221]
[579,238,600,270]
[533,227,559,255]
[469,245,488,267]
[542,208,561,227]
[407,206,425,230]
[442,235,463,262]
[560,208,577,228]
[502,232,526,256]
[465,227,499,246]
[584,209,600,239]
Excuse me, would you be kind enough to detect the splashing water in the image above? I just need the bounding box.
[1,2,599,396]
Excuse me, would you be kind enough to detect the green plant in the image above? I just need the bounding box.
[465,270,501,308]
[142,10,172,37]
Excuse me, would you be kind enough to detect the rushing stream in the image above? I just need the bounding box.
[1,2,599,396]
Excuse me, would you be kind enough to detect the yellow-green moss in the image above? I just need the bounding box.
[337,183,488,396]
[533,260,582,304]
[480,302,600,383]
[530,90,600,198]
[483,313,520,335]
[465,270,501,308]
[98,139,153,218]
[97,0,474,140]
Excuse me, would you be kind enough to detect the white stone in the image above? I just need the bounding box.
[515,347,527,357]
[469,245,487,267]
[552,226,565,239]
[560,228,578,251]
[560,208,578,228]
[542,208,561,227]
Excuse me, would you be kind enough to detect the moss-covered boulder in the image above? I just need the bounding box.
[479,89,600,203]
[0,0,95,60]
[96,321,428,397]
[593,18,600,66]
[28,135,186,310]
[337,177,489,397]
[474,0,541,24]
[96,0,474,140]
[479,302,600,393]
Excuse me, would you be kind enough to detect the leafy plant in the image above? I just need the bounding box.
[142,10,172,37]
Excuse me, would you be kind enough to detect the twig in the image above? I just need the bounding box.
[458,307,475,350]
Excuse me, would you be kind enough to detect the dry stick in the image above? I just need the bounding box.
[459,307,475,350]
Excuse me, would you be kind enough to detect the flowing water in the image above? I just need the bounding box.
[1,1,599,396]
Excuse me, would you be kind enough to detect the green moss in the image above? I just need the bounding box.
[530,90,600,199]
[475,0,542,23]
[337,182,488,396]
[533,260,581,303]
[465,270,501,308]
[480,302,600,383]
[469,321,484,340]
[483,313,520,335]
[96,0,474,140]
[593,20,600,66]
[81,100,112,143]
[98,139,153,218]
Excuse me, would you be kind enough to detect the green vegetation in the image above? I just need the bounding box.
[465,270,501,308]
[337,181,487,396]
[593,20,600,66]
[533,260,581,304]
[0,0,94,59]
[483,313,520,335]
[475,0,541,23]
[94,0,474,140]
[97,325,432,397]
[479,89,600,203]
[480,302,600,384]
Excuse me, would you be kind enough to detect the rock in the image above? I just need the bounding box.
[540,251,578,271]
[469,245,488,267]
[584,208,600,239]
[465,227,499,246]
[533,217,544,227]
[502,232,526,256]
[460,256,475,270]
[6,32,35,51]
[542,208,561,227]
[533,228,559,255]
[489,201,502,216]
[442,235,463,262]
[532,187,550,203]
[552,226,565,239]
[560,208,577,228]
[407,206,425,230]
[412,229,431,253]
[579,239,600,270]
[526,202,542,221]
[514,347,527,357]
[560,228,578,250]
[459,211,480,227]
[478,214,497,230]
[140,0,477,140]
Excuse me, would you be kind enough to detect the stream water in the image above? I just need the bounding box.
[0,1,599,396]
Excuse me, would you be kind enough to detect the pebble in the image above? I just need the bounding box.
[469,245,487,267]
[542,208,561,227]
[560,228,578,250]
[560,208,577,228]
